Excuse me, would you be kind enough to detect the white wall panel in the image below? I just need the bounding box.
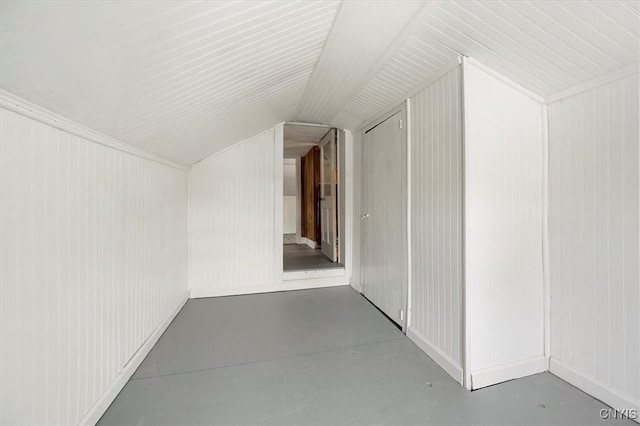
[548,73,640,413]
[463,62,545,388]
[408,66,464,383]
[283,196,296,235]
[0,107,188,425]
[350,131,363,292]
[189,130,278,296]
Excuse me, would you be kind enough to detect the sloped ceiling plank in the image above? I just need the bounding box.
[527,1,636,67]
[431,5,575,91]
[332,0,638,129]
[556,1,639,57]
[338,33,458,126]
[0,1,340,165]
[420,18,559,95]
[293,0,425,124]
[2,0,638,163]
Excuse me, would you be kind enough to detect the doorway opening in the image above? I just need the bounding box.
[283,123,343,272]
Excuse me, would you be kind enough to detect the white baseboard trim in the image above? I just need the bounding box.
[283,267,345,280]
[407,328,464,385]
[550,358,640,421]
[190,279,348,299]
[300,237,318,249]
[470,355,547,390]
[79,290,190,425]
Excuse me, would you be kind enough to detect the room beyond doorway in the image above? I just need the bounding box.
[283,123,344,272]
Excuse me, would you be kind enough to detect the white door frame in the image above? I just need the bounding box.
[320,129,338,262]
[275,123,354,286]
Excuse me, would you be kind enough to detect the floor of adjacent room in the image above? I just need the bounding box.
[99,287,633,425]
[283,238,343,271]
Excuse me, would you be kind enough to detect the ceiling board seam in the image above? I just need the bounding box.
[290,0,344,119]
[141,82,308,143]
[123,70,310,139]
[589,1,640,38]
[500,1,624,73]
[102,20,333,111]
[0,90,189,170]
[113,47,323,136]
[544,64,639,105]
[527,0,628,66]
[556,1,639,58]
[471,1,599,81]
[296,0,443,123]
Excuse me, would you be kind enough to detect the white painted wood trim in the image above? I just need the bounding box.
[274,124,284,285]
[343,129,354,283]
[470,356,547,390]
[0,90,189,170]
[460,57,471,390]
[544,64,639,105]
[405,98,413,330]
[355,60,461,134]
[299,237,318,249]
[79,290,190,426]
[190,280,348,299]
[358,102,406,134]
[550,358,640,420]
[408,328,464,385]
[465,58,545,104]
[284,267,345,281]
[541,104,551,367]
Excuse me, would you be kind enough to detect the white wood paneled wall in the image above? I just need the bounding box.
[189,129,278,297]
[548,73,640,413]
[0,108,188,426]
[350,131,363,293]
[463,61,545,389]
[408,66,464,384]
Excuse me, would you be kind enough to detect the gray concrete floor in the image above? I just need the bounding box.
[99,287,634,426]
[283,244,343,271]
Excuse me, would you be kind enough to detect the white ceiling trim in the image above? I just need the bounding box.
[0,90,189,170]
[544,63,640,104]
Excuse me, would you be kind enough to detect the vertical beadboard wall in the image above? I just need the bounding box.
[189,129,278,297]
[463,62,545,389]
[548,73,640,413]
[0,108,189,425]
[407,66,464,384]
[350,131,363,292]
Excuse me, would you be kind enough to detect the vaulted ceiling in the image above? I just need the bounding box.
[1,1,638,165]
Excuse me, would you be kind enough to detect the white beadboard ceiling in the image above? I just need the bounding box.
[1,0,638,165]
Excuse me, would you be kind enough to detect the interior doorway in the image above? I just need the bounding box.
[283,123,343,272]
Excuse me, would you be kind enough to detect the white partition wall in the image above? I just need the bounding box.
[0,107,189,426]
[189,129,279,297]
[408,65,464,384]
[462,61,545,389]
[548,73,640,414]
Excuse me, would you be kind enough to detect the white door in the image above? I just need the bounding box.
[320,129,337,262]
[362,111,407,327]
